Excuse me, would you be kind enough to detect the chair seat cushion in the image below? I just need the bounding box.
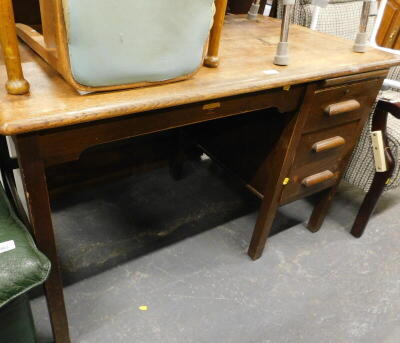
[0,187,50,309]
[344,90,400,192]
[63,0,215,87]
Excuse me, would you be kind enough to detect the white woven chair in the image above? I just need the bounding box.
[276,0,400,236]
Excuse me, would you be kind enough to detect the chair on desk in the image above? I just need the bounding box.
[275,0,400,236]
[11,0,227,93]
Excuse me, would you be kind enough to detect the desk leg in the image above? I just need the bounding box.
[248,117,305,260]
[14,134,71,343]
[248,188,283,260]
[307,185,338,233]
[248,84,317,260]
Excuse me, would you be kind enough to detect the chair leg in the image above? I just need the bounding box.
[170,130,190,181]
[350,169,392,238]
[170,130,203,181]
[0,0,30,95]
[351,101,398,238]
[307,185,338,233]
[204,0,228,68]
[169,146,186,181]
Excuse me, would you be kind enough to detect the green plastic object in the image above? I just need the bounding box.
[0,295,37,343]
[0,184,51,308]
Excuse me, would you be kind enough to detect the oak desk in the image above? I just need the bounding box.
[0,16,399,343]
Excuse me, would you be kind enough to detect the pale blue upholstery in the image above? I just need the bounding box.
[63,0,215,87]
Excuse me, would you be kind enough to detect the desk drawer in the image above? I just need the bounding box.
[293,121,360,166]
[280,121,360,204]
[303,78,383,133]
[280,161,341,205]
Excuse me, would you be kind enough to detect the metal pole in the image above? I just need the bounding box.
[248,0,261,20]
[310,0,329,30]
[273,0,295,65]
[353,0,372,52]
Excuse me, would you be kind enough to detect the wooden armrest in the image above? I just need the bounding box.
[377,100,400,119]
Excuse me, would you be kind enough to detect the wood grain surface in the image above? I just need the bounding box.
[0,15,399,135]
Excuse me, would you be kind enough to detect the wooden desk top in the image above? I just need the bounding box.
[0,15,399,135]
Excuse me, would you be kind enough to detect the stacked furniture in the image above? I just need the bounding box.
[275,0,400,235]
[26,0,225,92]
[0,0,228,94]
[0,3,399,340]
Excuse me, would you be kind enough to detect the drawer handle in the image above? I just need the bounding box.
[324,99,361,116]
[312,136,346,153]
[302,170,334,187]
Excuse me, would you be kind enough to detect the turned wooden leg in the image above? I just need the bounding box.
[14,134,70,343]
[204,0,228,68]
[0,0,30,95]
[307,185,338,233]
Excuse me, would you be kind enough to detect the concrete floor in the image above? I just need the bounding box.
[31,160,400,343]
